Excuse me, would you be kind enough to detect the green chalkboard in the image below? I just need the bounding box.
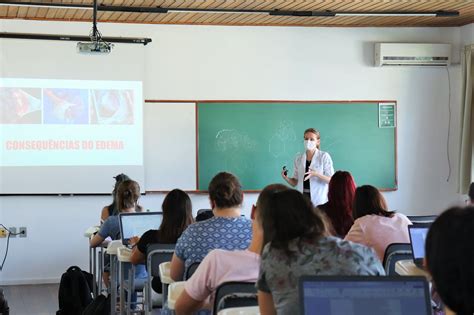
[197,102,397,191]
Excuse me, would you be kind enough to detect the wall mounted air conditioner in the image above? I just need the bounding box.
[375,43,451,66]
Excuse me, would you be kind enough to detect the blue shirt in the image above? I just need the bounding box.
[98,214,147,279]
[175,216,252,273]
[98,215,121,240]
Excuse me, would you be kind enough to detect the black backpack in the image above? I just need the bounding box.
[57,266,94,315]
[0,288,9,315]
[82,293,110,315]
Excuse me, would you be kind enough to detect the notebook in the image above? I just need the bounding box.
[118,212,163,246]
[299,276,431,315]
[408,224,431,268]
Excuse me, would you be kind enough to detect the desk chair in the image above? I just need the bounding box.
[106,240,123,315]
[383,243,412,276]
[196,209,214,222]
[213,282,257,315]
[117,247,147,315]
[185,262,201,280]
[144,243,175,314]
[407,215,437,224]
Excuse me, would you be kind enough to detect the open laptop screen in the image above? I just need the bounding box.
[408,224,430,261]
[299,276,431,315]
[119,212,163,245]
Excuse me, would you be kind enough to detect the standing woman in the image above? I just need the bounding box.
[281,128,334,206]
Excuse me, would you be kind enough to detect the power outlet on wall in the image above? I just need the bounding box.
[19,227,27,238]
[8,227,16,238]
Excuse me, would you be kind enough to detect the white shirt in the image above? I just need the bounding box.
[293,149,334,206]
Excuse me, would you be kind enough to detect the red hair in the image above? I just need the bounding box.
[325,171,356,237]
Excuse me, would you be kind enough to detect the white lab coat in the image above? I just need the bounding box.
[293,149,334,207]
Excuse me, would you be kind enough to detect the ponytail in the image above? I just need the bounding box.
[116,180,140,212]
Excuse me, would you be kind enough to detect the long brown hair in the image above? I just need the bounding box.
[156,189,194,243]
[353,185,394,219]
[259,189,327,256]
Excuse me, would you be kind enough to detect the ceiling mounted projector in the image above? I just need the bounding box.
[77,0,113,55]
[77,41,113,54]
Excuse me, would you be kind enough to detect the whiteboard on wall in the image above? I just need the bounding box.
[144,102,197,191]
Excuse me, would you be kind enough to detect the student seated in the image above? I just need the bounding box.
[129,189,194,293]
[174,184,288,315]
[100,173,143,223]
[425,206,474,315]
[317,170,356,237]
[257,189,384,315]
[344,185,412,261]
[170,172,252,281]
[468,182,474,204]
[90,180,147,296]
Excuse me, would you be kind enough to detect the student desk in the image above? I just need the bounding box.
[167,281,185,310]
[117,246,133,314]
[395,259,430,278]
[396,260,442,312]
[159,261,173,309]
[218,306,260,315]
[84,226,102,297]
[106,240,123,315]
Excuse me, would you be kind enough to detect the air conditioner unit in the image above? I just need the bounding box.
[375,43,451,66]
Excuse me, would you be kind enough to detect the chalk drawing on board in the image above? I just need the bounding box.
[215,129,257,173]
[215,129,257,152]
[268,120,297,158]
[321,135,341,152]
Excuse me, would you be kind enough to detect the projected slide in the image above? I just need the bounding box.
[0,79,143,166]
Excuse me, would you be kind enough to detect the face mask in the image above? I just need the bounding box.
[304,140,317,151]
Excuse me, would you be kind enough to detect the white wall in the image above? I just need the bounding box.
[461,23,474,46]
[0,20,467,284]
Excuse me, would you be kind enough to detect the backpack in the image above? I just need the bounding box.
[0,288,9,315]
[82,293,110,315]
[57,266,94,315]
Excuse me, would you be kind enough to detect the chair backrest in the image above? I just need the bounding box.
[382,243,412,276]
[185,262,201,280]
[213,282,257,315]
[196,209,214,222]
[146,243,176,277]
[407,215,437,224]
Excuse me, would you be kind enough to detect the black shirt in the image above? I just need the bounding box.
[303,159,311,190]
[136,229,161,254]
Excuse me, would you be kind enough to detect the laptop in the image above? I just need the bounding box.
[118,212,163,246]
[408,224,431,269]
[299,276,431,315]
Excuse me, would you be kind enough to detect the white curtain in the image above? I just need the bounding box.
[459,45,474,194]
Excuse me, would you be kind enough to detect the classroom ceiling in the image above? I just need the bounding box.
[0,0,473,27]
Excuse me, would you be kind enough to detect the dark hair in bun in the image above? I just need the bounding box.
[208,172,243,209]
